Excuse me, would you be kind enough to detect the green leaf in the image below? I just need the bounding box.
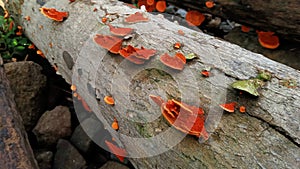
[256,70,272,81]
[15,46,25,51]
[231,79,264,96]
[11,38,18,46]
[185,53,197,60]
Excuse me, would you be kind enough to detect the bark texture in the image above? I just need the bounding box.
[0,57,39,169]
[167,0,300,42]
[6,0,300,168]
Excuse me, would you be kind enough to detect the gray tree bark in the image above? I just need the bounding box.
[167,0,300,42]
[0,57,39,169]
[6,0,300,168]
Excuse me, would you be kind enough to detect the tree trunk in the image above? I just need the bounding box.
[166,0,300,42]
[0,57,39,169]
[6,0,300,168]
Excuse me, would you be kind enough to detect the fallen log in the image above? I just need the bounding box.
[166,0,300,42]
[0,57,39,169]
[6,0,300,168]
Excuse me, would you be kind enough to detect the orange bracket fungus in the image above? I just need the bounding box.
[40,7,68,21]
[156,0,167,13]
[108,24,134,36]
[93,34,123,54]
[160,53,186,70]
[150,95,209,140]
[104,96,115,105]
[111,118,119,131]
[219,102,237,113]
[205,1,215,8]
[119,45,156,64]
[257,31,280,49]
[125,12,149,23]
[186,10,205,26]
[105,140,127,162]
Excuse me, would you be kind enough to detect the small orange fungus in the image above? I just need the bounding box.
[111,118,119,131]
[125,12,149,23]
[81,99,92,112]
[175,52,186,64]
[104,96,115,105]
[201,70,210,77]
[156,0,167,13]
[40,7,68,21]
[239,106,246,113]
[173,42,182,49]
[241,25,250,32]
[257,31,280,49]
[220,102,237,113]
[102,17,107,23]
[178,29,185,36]
[105,140,127,162]
[186,10,205,26]
[28,44,35,49]
[70,84,77,91]
[205,1,215,8]
[160,53,185,70]
[37,50,45,58]
[108,24,134,36]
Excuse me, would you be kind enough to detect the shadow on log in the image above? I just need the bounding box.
[6,0,300,168]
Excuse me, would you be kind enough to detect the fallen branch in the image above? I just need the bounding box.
[6,0,300,168]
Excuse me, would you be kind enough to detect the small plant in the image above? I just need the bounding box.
[0,15,30,61]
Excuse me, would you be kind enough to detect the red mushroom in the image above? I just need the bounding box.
[107,24,134,36]
[125,12,149,23]
[160,53,185,70]
[40,7,68,21]
[93,34,123,54]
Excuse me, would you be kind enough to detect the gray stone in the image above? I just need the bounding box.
[53,139,86,169]
[99,161,129,169]
[33,106,72,146]
[70,117,103,154]
[35,150,53,169]
[4,61,47,131]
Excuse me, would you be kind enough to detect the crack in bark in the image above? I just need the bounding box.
[247,113,300,148]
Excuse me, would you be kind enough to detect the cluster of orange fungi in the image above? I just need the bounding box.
[150,94,209,140]
[137,0,167,12]
[219,102,246,113]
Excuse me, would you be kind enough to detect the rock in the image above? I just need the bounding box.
[4,61,47,131]
[33,106,72,147]
[70,117,104,154]
[99,161,129,169]
[53,139,86,169]
[35,150,53,169]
